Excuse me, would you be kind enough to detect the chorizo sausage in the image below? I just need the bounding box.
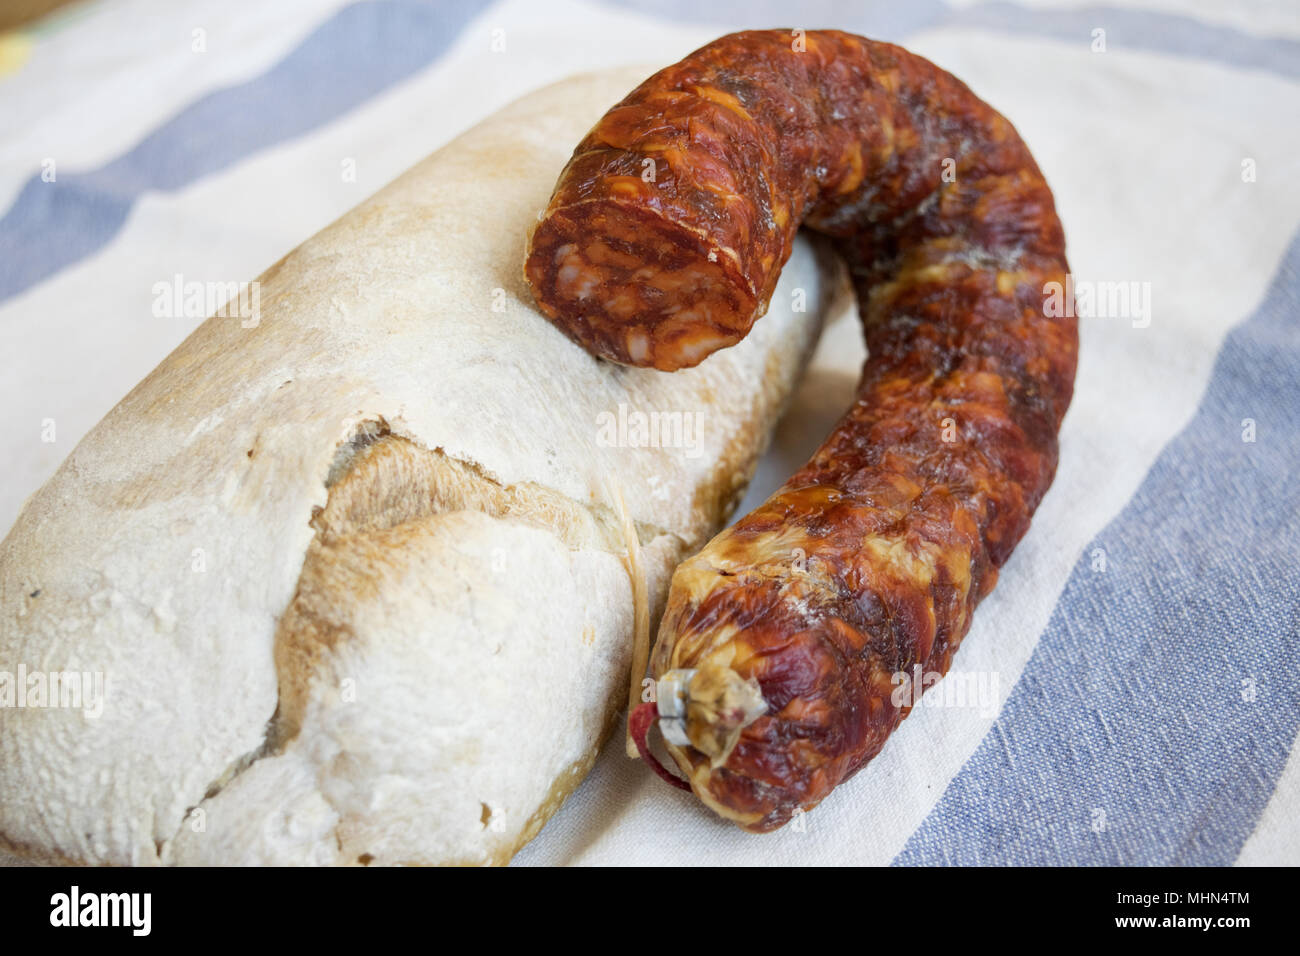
[525,30,1077,831]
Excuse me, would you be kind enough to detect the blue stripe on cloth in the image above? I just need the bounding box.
[596,0,1300,79]
[943,3,1300,81]
[593,0,950,42]
[7,0,1296,304]
[0,0,489,305]
[894,232,1300,866]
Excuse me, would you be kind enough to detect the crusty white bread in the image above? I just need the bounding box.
[0,69,842,866]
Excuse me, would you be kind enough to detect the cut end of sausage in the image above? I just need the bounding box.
[524,200,759,371]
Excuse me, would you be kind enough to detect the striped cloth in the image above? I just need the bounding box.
[1,0,1296,867]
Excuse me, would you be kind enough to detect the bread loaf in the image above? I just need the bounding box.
[0,69,841,866]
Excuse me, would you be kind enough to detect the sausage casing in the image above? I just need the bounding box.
[525,30,1077,831]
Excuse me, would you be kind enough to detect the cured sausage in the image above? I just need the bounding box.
[525,30,1077,831]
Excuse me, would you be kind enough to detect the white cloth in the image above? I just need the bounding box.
[1,0,1297,866]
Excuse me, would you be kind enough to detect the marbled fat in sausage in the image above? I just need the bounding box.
[525,30,1077,831]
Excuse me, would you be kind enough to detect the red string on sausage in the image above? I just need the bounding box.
[628,702,693,792]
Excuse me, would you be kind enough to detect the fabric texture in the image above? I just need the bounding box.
[0,0,1295,866]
